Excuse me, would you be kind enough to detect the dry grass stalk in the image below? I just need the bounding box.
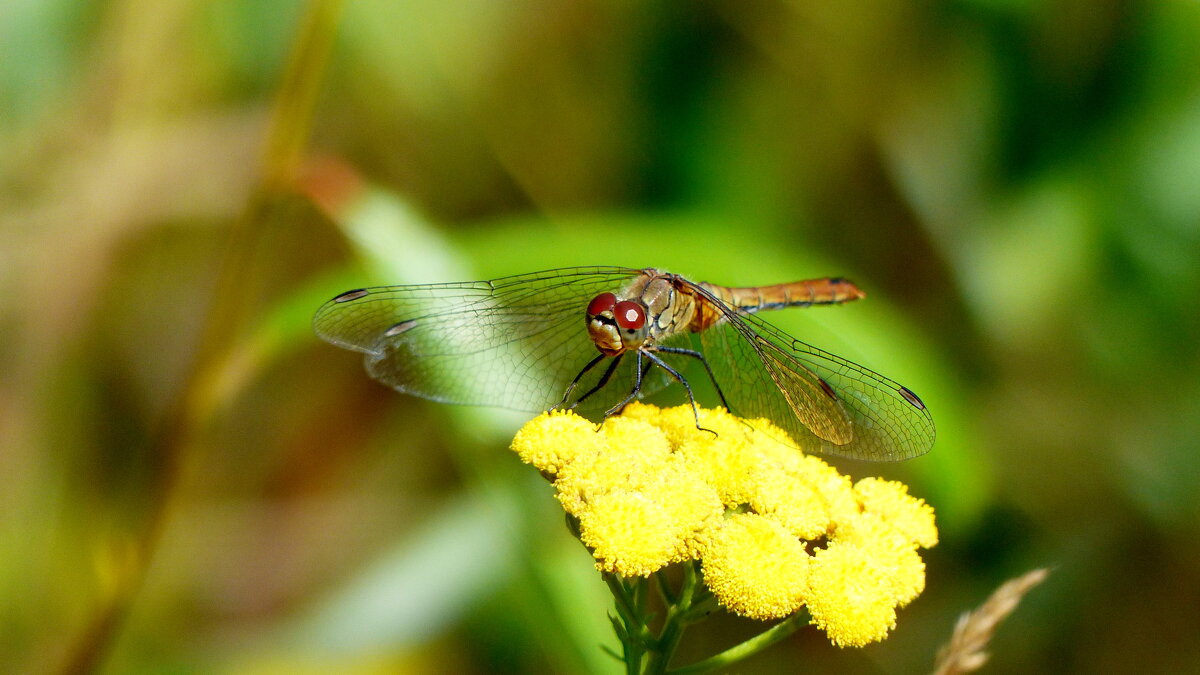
[932,568,1050,674]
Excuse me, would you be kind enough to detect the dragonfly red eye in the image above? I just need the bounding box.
[613,301,646,330]
[587,292,617,317]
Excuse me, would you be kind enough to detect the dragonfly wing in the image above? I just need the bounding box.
[752,334,855,444]
[313,267,668,416]
[688,286,935,461]
[695,319,854,446]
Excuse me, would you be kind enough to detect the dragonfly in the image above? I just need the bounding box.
[313,266,934,461]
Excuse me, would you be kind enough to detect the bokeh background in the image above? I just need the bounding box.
[4,0,1199,672]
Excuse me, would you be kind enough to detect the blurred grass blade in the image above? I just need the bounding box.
[57,1,348,673]
[933,568,1050,675]
[300,159,467,284]
[284,489,518,654]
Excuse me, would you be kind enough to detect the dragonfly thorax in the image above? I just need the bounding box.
[586,292,650,356]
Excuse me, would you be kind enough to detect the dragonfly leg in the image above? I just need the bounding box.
[652,345,732,413]
[603,351,653,417]
[565,353,622,409]
[629,349,718,438]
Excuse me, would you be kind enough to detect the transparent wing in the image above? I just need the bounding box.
[313,266,670,416]
[687,284,935,461]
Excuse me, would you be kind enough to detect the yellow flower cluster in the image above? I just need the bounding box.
[510,403,938,648]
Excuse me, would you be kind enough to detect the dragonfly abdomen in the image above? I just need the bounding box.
[689,278,865,330]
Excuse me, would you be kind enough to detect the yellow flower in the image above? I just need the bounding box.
[578,490,686,576]
[552,415,672,516]
[846,517,925,600]
[509,403,938,647]
[532,411,723,575]
[510,409,602,476]
[805,540,900,647]
[853,477,939,549]
[699,513,810,620]
[744,450,856,540]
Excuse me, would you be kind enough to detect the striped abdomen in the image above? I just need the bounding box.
[688,278,865,332]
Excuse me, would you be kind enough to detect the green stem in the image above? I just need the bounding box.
[606,563,806,674]
[680,593,719,623]
[654,569,677,606]
[605,574,637,627]
[643,562,701,674]
[605,574,648,674]
[635,576,650,622]
[667,611,809,675]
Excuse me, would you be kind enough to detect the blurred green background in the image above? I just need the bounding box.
[3,0,1199,672]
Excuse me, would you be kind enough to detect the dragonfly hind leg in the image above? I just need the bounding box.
[652,345,732,413]
[607,349,719,439]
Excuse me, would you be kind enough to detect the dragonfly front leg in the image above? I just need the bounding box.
[565,353,623,410]
[636,350,718,438]
[604,345,715,437]
[604,351,653,417]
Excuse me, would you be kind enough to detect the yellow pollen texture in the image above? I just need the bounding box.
[510,403,938,647]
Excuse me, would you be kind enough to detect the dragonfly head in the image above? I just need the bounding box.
[586,292,649,356]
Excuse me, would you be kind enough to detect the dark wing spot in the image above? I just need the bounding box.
[384,319,418,337]
[898,385,926,410]
[817,377,838,400]
[334,289,370,302]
